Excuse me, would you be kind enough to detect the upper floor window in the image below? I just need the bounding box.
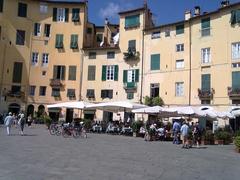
[89,52,96,59]
[88,65,96,81]
[101,89,113,99]
[44,24,51,37]
[55,34,64,49]
[16,30,25,45]
[12,62,23,83]
[128,40,136,52]
[151,31,160,39]
[42,53,49,66]
[96,33,103,43]
[107,51,115,59]
[39,86,46,96]
[53,8,69,22]
[176,44,184,52]
[72,8,80,22]
[52,88,60,97]
[32,52,39,65]
[201,17,210,37]
[102,65,118,81]
[230,9,240,25]
[70,34,78,49]
[176,24,184,35]
[67,89,75,98]
[232,42,240,60]
[176,59,184,69]
[165,29,170,37]
[232,71,240,90]
[150,83,159,98]
[150,54,160,70]
[0,0,3,13]
[68,66,76,81]
[86,89,95,99]
[175,82,184,97]
[34,23,41,36]
[40,4,48,14]
[53,65,65,80]
[29,86,36,96]
[123,69,139,83]
[125,14,140,29]
[201,74,211,91]
[201,48,211,64]
[18,2,27,17]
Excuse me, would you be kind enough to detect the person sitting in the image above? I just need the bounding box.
[157,126,166,141]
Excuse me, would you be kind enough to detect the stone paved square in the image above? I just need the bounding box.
[0,125,239,180]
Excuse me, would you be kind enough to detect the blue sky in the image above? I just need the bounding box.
[54,0,240,25]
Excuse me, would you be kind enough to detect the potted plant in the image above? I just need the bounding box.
[214,129,232,145]
[234,136,240,153]
[202,130,214,145]
[132,120,144,137]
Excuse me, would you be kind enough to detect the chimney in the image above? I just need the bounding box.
[194,6,201,16]
[185,10,191,20]
[221,0,230,7]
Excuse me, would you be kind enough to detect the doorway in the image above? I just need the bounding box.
[66,108,73,123]
[8,103,20,114]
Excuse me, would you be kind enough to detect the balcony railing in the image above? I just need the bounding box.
[198,88,214,99]
[50,79,64,87]
[7,91,25,98]
[228,87,240,98]
[124,82,137,90]
[123,47,140,61]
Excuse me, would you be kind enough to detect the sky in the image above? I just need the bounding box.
[52,0,240,26]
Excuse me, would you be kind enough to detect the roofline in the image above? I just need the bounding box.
[118,7,146,15]
[40,0,86,5]
[83,46,120,51]
[144,20,186,32]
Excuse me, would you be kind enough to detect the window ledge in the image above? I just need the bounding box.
[201,63,211,67]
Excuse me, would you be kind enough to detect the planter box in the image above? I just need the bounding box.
[215,139,224,145]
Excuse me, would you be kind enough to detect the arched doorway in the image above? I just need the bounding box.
[27,104,34,117]
[37,105,45,117]
[8,103,20,114]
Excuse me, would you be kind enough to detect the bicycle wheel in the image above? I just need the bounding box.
[49,124,56,135]
[62,129,70,138]
[73,129,80,138]
[81,129,87,138]
[55,126,62,136]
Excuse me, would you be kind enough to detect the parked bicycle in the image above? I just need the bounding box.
[49,123,62,136]
[62,123,80,138]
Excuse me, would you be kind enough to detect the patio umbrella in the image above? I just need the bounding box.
[86,101,147,113]
[47,101,92,109]
[132,106,163,114]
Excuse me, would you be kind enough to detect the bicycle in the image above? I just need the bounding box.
[62,123,80,138]
[49,123,62,136]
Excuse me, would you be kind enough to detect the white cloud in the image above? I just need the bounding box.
[99,3,121,20]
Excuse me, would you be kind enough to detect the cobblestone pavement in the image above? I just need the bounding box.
[0,125,239,180]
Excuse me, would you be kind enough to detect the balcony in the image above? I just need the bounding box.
[198,88,214,99]
[228,87,240,98]
[50,79,65,87]
[124,82,137,90]
[7,91,25,98]
[123,47,140,61]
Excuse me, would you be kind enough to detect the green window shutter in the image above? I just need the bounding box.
[135,69,139,82]
[232,71,240,90]
[176,24,184,35]
[114,65,118,81]
[201,18,210,29]
[151,54,160,70]
[72,8,80,22]
[55,34,63,48]
[53,8,57,21]
[123,70,127,83]
[201,74,210,91]
[68,66,76,80]
[125,14,140,28]
[65,8,69,22]
[53,66,58,79]
[102,65,106,81]
[12,62,23,83]
[70,34,78,49]
[0,0,3,12]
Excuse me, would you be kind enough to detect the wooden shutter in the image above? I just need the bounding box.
[176,24,184,34]
[123,70,127,83]
[114,65,118,81]
[102,65,106,81]
[201,74,210,91]
[151,54,160,70]
[135,69,139,82]
[65,8,69,22]
[232,71,240,89]
[68,66,76,80]
[12,62,23,83]
[53,8,57,21]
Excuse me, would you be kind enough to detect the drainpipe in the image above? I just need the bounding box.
[188,20,192,106]
[140,30,144,104]
[79,50,84,101]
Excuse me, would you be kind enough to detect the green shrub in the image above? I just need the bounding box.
[82,119,93,131]
[234,136,240,148]
[234,130,240,137]
[132,121,143,133]
[215,129,232,144]
[144,96,164,106]
[43,115,52,129]
[204,130,214,143]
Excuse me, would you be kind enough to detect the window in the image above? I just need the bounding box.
[176,24,184,35]
[67,89,75,98]
[101,89,113,99]
[176,44,184,52]
[72,8,80,22]
[201,100,210,105]
[0,0,3,12]
[53,8,68,22]
[127,92,134,100]
[18,2,27,17]
[16,30,25,45]
[128,40,136,52]
[230,9,240,25]
[52,88,60,97]
[125,14,140,28]
[40,4,48,13]
[39,86,46,96]
[232,71,240,90]
[68,66,76,81]
[42,71,46,76]
[31,52,39,65]
[232,99,240,105]
[89,52,96,59]
[201,48,211,64]
[87,28,92,34]
[165,29,170,37]
[55,34,63,48]
[29,86,36,96]
[150,83,159,98]
[34,23,41,36]
[232,62,240,68]
[123,69,139,88]
[42,53,49,66]
[107,51,115,59]
[53,66,65,80]
[44,24,51,37]
[151,31,160,39]
[176,59,184,69]
[70,34,78,49]
[151,54,160,70]
[201,17,210,37]
[102,65,118,81]
[12,62,23,83]
[86,89,95,98]
[232,42,240,60]
[88,65,96,81]
[201,74,211,91]
[175,82,184,96]
[11,85,21,94]
[96,34,103,43]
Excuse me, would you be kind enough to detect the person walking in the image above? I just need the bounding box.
[180,122,190,149]
[193,122,201,148]
[18,113,26,135]
[4,112,14,136]
[172,120,181,144]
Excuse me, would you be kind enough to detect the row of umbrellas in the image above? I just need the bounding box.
[47,101,240,119]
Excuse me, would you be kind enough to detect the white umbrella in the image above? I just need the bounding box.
[132,106,163,114]
[174,106,206,117]
[86,101,147,113]
[47,101,92,109]
[230,106,240,117]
